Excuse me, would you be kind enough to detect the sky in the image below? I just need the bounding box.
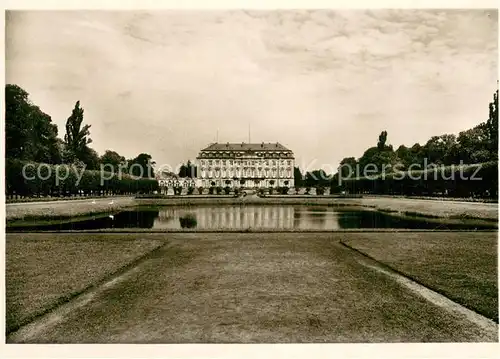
[5,9,498,173]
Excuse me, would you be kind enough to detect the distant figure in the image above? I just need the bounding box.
[91,200,96,204]
[109,214,114,220]
[108,200,114,205]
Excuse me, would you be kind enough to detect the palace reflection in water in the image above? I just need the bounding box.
[153,206,383,230]
[156,206,304,230]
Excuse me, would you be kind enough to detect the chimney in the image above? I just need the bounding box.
[226,142,229,147]
[261,142,264,148]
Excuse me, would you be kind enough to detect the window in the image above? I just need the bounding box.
[287,160,291,165]
[208,160,213,165]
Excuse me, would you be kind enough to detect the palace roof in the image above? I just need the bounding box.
[200,142,292,152]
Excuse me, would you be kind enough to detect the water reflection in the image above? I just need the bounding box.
[179,213,197,228]
[8,205,496,231]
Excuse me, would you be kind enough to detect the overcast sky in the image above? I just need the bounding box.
[5,9,498,172]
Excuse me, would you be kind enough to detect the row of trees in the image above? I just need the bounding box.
[342,162,497,198]
[294,89,498,198]
[338,90,498,175]
[5,84,157,197]
[6,159,158,198]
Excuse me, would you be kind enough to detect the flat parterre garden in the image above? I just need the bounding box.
[6,233,165,334]
[5,231,498,342]
[341,231,498,321]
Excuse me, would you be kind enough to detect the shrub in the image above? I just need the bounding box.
[187,186,195,195]
[278,186,288,195]
[316,187,325,195]
[224,186,231,194]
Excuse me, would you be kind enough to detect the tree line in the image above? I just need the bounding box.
[5,84,157,198]
[296,89,498,198]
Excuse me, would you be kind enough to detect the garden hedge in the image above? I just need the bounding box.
[341,161,498,198]
[5,159,159,198]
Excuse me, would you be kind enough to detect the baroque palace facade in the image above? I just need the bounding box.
[196,142,295,188]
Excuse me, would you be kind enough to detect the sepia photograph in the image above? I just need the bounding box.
[2,2,499,356]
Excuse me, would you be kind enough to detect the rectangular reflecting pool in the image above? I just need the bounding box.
[8,205,497,231]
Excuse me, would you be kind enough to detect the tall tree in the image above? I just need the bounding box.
[129,153,156,178]
[423,134,458,165]
[457,125,490,164]
[5,84,30,159]
[179,160,197,178]
[377,130,388,150]
[293,167,304,187]
[338,157,357,178]
[100,150,126,168]
[80,147,101,170]
[64,101,92,164]
[5,84,61,163]
[486,89,498,158]
[357,131,399,174]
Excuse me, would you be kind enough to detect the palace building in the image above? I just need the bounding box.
[196,142,295,188]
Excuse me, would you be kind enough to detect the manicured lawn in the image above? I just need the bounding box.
[6,196,137,221]
[359,197,498,220]
[341,232,498,321]
[7,232,497,343]
[6,233,164,334]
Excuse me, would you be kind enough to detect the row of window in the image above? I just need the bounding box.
[200,166,291,172]
[199,151,292,158]
[200,169,293,178]
[200,159,292,166]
